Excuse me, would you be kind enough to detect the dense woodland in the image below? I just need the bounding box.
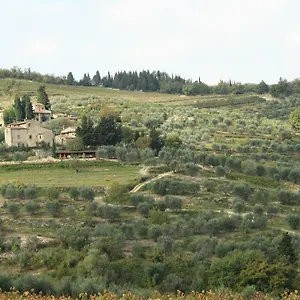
[1,67,300,98]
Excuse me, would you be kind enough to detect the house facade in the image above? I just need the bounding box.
[55,127,77,145]
[5,120,54,147]
[32,103,52,122]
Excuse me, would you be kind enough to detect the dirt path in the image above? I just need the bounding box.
[130,171,173,193]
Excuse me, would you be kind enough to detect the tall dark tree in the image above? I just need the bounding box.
[92,71,101,86]
[79,73,91,86]
[278,232,297,264]
[24,95,34,119]
[13,96,23,121]
[76,115,94,146]
[37,85,51,110]
[66,72,75,85]
[94,116,122,146]
[20,96,27,120]
[256,80,269,94]
[150,128,165,154]
[102,71,113,87]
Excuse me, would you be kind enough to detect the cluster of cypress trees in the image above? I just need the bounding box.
[3,85,50,125]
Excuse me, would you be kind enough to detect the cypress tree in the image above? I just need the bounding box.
[51,140,57,158]
[13,96,22,121]
[20,96,27,120]
[150,128,165,154]
[66,72,75,85]
[24,95,34,119]
[92,71,101,86]
[37,85,51,110]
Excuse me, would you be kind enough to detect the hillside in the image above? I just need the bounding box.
[0,78,263,107]
[1,79,300,297]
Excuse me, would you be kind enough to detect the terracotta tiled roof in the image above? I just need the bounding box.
[32,103,51,114]
[7,121,27,128]
[61,127,77,134]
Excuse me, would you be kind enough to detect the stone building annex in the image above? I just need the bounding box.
[5,120,54,147]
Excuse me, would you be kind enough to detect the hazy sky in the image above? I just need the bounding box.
[1,0,300,84]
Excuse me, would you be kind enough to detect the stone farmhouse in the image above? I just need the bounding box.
[55,127,77,145]
[5,120,54,147]
[32,103,52,122]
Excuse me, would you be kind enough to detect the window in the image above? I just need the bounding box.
[29,135,32,139]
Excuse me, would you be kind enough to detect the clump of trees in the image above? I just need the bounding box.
[149,178,200,195]
[1,183,39,200]
[3,95,34,124]
[76,114,167,155]
[75,115,122,148]
[3,85,50,125]
[69,187,95,201]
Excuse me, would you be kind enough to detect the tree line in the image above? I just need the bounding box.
[1,67,300,98]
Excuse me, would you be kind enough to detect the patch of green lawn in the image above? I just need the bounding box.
[0,163,141,188]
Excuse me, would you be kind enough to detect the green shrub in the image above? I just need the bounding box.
[79,187,95,201]
[137,202,152,217]
[286,214,300,229]
[25,201,40,216]
[0,274,12,292]
[69,187,80,200]
[98,205,121,220]
[106,183,129,204]
[45,187,60,199]
[233,200,245,214]
[165,196,182,211]
[46,199,62,217]
[150,178,200,195]
[24,185,39,199]
[7,203,20,217]
[13,274,56,295]
[215,166,226,177]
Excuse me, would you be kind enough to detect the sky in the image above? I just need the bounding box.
[1,0,300,84]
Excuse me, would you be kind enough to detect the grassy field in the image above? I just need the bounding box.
[0,161,141,188]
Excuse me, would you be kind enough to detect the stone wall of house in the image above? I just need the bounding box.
[5,127,28,146]
[5,121,54,147]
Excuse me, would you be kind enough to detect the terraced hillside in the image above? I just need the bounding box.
[1,79,300,297]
